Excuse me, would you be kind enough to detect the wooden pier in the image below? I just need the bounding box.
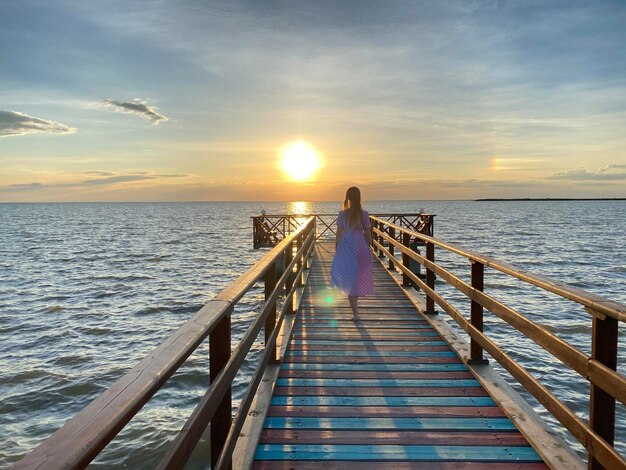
[251,241,548,468]
[14,214,626,470]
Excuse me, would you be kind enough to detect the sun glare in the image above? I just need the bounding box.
[280,141,321,181]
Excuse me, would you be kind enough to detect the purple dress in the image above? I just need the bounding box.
[330,209,375,296]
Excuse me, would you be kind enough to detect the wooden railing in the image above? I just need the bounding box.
[370,216,626,470]
[252,212,434,248]
[15,218,317,470]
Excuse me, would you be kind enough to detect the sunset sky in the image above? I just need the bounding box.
[1,0,625,201]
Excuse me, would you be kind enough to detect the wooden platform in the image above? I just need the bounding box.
[252,242,548,468]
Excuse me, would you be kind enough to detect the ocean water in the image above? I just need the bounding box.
[1,200,624,468]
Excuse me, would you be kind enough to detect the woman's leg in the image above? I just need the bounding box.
[349,295,359,320]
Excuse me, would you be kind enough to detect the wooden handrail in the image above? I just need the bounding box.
[252,212,435,248]
[371,217,625,323]
[370,216,626,470]
[15,217,316,470]
[157,226,316,469]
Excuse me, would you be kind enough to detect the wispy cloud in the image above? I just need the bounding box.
[82,174,155,185]
[546,165,626,181]
[0,172,188,192]
[600,164,626,172]
[101,99,167,125]
[84,171,115,176]
[1,183,46,192]
[0,111,76,138]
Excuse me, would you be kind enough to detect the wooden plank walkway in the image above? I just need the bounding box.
[252,242,548,469]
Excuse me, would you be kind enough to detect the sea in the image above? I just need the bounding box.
[1,200,625,468]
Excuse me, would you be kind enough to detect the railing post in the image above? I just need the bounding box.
[285,241,294,314]
[425,241,436,314]
[469,260,488,364]
[371,220,377,250]
[388,227,395,270]
[378,222,385,258]
[589,314,618,470]
[210,314,231,469]
[296,233,304,286]
[373,220,379,255]
[402,232,411,287]
[305,223,311,268]
[253,218,259,249]
[264,262,278,363]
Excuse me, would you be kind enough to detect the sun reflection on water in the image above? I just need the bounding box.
[289,201,311,215]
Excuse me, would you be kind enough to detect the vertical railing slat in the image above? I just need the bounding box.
[470,260,487,364]
[589,314,618,470]
[264,262,277,363]
[285,241,295,314]
[425,241,436,314]
[402,232,411,287]
[388,226,395,270]
[210,315,231,469]
[297,233,304,286]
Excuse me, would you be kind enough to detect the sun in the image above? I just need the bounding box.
[280,140,321,181]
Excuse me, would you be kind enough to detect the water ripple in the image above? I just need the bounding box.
[1,201,624,467]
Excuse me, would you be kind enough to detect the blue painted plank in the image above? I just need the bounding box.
[270,396,497,407]
[255,444,542,461]
[263,417,517,431]
[281,363,468,371]
[292,323,432,329]
[275,378,480,387]
[290,340,448,346]
[285,351,457,357]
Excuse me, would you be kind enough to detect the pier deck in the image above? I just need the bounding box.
[252,242,547,468]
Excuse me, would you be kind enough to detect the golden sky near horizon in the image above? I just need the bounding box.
[1,1,625,201]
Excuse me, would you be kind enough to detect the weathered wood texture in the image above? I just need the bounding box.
[370,216,626,470]
[16,219,316,470]
[252,242,548,468]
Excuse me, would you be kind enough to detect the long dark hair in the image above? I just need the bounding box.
[342,186,363,228]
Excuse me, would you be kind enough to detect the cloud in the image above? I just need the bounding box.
[1,183,46,192]
[83,174,155,185]
[0,111,76,138]
[102,98,167,124]
[84,171,115,176]
[600,164,626,172]
[546,166,626,181]
[0,172,188,192]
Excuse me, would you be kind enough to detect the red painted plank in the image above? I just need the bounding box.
[292,328,433,333]
[278,370,473,379]
[288,345,451,352]
[257,429,530,446]
[272,387,490,397]
[293,328,438,332]
[294,324,424,331]
[299,316,423,322]
[266,405,506,418]
[291,335,437,341]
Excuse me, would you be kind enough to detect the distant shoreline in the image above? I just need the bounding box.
[476,198,626,201]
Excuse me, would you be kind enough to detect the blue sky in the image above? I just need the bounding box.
[1,0,625,201]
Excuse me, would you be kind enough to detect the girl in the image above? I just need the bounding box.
[330,186,375,321]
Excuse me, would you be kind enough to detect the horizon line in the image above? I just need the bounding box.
[1,198,625,204]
